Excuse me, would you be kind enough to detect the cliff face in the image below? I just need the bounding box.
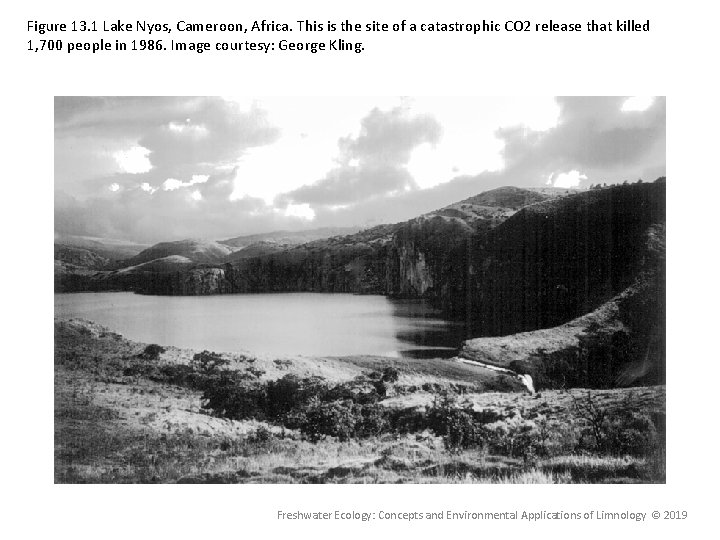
[140,267,232,295]
[384,216,476,320]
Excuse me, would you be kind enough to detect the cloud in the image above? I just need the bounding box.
[286,96,666,228]
[113,146,152,174]
[162,175,209,191]
[279,107,441,206]
[137,99,279,173]
[55,97,665,243]
[548,170,588,188]
[55,97,280,196]
[621,96,655,112]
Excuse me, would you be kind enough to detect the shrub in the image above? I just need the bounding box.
[141,344,165,360]
[604,411,660,456]
[191,350,230,375]
[569,391,609,448]
[357,403,389,437]
[486,414,541,460]
[300,398,360,442]
[273,359,293,370]
[440,408,485,452]
[265,375,328,419]
[199,371,393,442]
[200,372,266,420]
[567,390,661,456]
[381,366,400,383]
[251,426,273,443]
[426,393,496,452]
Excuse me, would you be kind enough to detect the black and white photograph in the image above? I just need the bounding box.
[54,96,666,484]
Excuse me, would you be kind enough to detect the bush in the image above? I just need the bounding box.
[357,403,389,437]
[486,414,541,460]
[426,393,497,452]
[191,350,230,375]
[199,371,394,442]
[381,366,400,383]
[604,411,660,456]
[265,375,328,419]
[141,344,165,360]
[440,409,485,452]
[200,372,266,420]
[568,391,662,456]
[300,398,360,442]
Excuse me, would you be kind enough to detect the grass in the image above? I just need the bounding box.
[54,317,666,484]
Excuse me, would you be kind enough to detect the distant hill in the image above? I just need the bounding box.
[422,186,580,226]
[114,255,195,274]
[225,241,289,263]
[54,244,109,270]
[220,226,362,249]
[141,187,563,296]
[126,239,233,265]
[53,234,148,261]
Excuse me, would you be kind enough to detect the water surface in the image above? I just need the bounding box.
[55,292,465,358]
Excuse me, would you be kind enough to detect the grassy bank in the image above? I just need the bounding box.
[55,318,665,483]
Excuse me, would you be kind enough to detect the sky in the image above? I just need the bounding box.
[54,96,665,243]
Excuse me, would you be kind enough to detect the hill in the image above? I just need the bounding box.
[224,241,289,263]
[53,234,148,260]
[127,239,233,265]
[465,181,665,336]
[220,226,362,249]
[54,244,109,269]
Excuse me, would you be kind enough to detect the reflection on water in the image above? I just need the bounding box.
[55,292,467,359]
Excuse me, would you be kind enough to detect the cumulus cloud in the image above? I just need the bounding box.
[55,97,280,196]
[279,107,441,206]
[113,146,152,174]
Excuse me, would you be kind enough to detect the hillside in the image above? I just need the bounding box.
[460,263,665,390]
[465,182,665,336]
[53,234,148,261]
[224,241,290,263]
[127,239,233,265]
[134,187,562,296]
[53,186,579,296]
[54,244,109,269]
[220,226,362,249]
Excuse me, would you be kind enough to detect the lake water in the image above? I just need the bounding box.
[54,292,466,358]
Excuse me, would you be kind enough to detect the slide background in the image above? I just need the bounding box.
[3,1,718,538]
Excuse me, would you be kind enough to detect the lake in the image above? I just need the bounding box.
[54,292,467,358]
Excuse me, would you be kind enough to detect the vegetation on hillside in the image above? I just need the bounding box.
[55,319,665,484]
